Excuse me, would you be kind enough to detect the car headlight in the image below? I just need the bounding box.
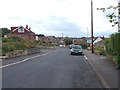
[71,49,74,52]
[78,49,82,52]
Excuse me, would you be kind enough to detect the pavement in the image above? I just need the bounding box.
[83,50,119,88]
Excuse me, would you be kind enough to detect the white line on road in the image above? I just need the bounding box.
[84,55,88,61]
[0,51,56,69]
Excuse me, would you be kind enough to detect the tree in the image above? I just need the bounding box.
[0,28,11,37]
[64,37,73,45]
[97,0,120,32]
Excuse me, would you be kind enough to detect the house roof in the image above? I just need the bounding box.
[11,26,32,32]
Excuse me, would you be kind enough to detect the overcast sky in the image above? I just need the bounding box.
[0,0,118,37]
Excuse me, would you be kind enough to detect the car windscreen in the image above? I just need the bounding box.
[72,46,82,49]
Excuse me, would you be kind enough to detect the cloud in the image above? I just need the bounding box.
[0,0,118,37]
[34,16,87,37]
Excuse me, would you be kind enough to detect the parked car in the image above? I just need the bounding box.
[70,45,83,55]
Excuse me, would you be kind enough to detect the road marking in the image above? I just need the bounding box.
[0,51,56,69]
[84,55,88,60]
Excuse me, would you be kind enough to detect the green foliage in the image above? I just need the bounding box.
[95,47,101,52]
[2,35,56,54]
[2,43,15,54]
[2,38,12,42]
[2,42,30,54]
[105,33,120,67]
[79,43,87,49]
[64,37,73,45]
[100,49,106,56]
[8,35,24,42]
[98,2,120,32]
[95,47,106,56]
[38,41,55,46]
[0,28,11,37]
[14,42,30,50]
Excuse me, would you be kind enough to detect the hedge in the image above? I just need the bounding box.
[105,33,120,68]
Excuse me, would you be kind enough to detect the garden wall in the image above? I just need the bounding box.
[3,48,41,59]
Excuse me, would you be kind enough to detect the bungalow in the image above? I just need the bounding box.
[73,38,87,45]
[10,25,35,40]
[94,36,105,47]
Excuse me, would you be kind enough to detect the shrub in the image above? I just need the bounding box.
[8,35,24,42]
[2,37,13,42]
[14,42,30,50]
[95,47,101,52]
[2,43,15,54]
[79,44,87,49]
[105,33,120,67]
[100,49,106,56]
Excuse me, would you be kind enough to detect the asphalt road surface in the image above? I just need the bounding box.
[2,47,104,88]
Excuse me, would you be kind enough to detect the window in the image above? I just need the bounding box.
[18,28,24,33]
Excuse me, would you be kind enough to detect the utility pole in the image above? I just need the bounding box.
[91,0,94,53]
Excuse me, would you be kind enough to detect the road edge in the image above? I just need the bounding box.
[84,55,110,88]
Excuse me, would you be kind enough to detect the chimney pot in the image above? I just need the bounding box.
[26,24,28,29]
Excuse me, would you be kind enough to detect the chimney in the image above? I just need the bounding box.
[26,24,28,29]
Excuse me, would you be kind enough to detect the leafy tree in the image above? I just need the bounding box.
[97,0,120,32]
[0,28,11,37]
[64,37,73,45]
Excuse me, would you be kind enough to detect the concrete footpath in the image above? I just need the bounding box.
[83,50,119,88]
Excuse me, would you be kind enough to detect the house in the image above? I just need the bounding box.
[73,38,87,45]
[36,34,45,41]
[87,37,98,44]
[94,36,105,47]
[86,36,105,45]
[10,25,35,40]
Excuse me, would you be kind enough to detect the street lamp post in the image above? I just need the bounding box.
[91,0,94,53]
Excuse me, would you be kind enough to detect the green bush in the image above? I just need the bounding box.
[2,44,15,54]
[105,33,120,67]
[79,44,87,49]
[2,35,55,54]
[95,47,101,52]
[2,38,9,42]
[100,49,106,56]
[14,42,30,50]
[64,37,73,45]
[8,35,24,42]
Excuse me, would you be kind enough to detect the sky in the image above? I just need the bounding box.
[0,0,118,37]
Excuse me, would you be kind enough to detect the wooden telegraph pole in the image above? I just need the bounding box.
[91,0,94,53]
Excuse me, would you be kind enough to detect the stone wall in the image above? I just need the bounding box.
[4,48,41,59]
[27,48,41,55]
[1,46,56,60]
[6,50,28,58]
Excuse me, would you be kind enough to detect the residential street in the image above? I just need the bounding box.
[2,47,104,88]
